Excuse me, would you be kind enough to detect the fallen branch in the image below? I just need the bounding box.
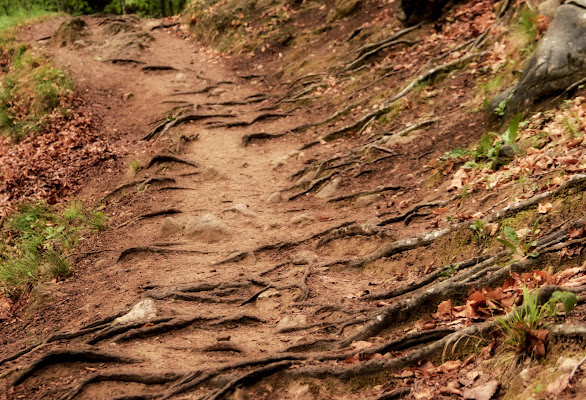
[242,132,286,147]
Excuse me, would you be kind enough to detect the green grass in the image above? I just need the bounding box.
[0,12,71,142]
[0,201,108,297]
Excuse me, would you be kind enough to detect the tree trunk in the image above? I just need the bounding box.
[160,0,166,17]
[21,0,30,12]
[120,0,126,15]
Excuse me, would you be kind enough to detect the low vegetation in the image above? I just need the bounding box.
[0,201,107,297]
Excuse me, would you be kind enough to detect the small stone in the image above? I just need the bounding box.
[159,217,183,236]
[538,0,561,16]
[557,356,579,372]
[122,92,133,101]
[288,383,311,399]
[185,214,231,242]
[276,314,307,331]
[462,380,499,400]
[113,299,157,325]
[173,72,186,82]
[315,178,340,199]
[386,134,416,146]
[258,288,280,299]
[201,166,223,180]
[226,204,254,216]
[266,192,283,204]
[355,194,381,207]
[290,213,315,226]
[290,251,317,265]
[272,155,288,168]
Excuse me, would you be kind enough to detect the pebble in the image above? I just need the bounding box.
[315,178,340,199]
[266,191,283,204]
[290,213,315,226]
[185,214,231,242]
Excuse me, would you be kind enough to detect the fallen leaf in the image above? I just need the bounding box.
[569,226,585,239]
[0,296,13,321]
[546,373,570,396]
[462,380,499,400]
[537,202,552,214]
[434,299,453,320]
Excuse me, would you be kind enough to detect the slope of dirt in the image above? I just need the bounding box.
[3,2,586,400]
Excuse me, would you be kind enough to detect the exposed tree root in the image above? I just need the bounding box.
[146,154,199,169]
[288,172,337,201]
[206,361,293,400]
[209,113,288,129]
[351,23,423,60]
[142,65,178,72]
[342,40,418,72]
[375,387,411,400]
[11,348,138,386]
[316,53,485,143]
[116,209,182,229]
[214,221,355,265]
[317,224,382,247]
[86,317,175,345]
[143,113,235,141]
[59,371,183,400]
[109,58,146,65]
[170,83,234,97]
[105,177,176,199]
[150,22,180,30]
[327,185,402,203]
[117,246,216,262]
[241,132,286,147]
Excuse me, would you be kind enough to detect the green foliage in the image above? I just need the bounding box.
[470,219,488,244]
[0,201,108,297]
[494,99,507,117]
[0,38,71,141]
[497,286,578,355]
[497,217,541,258]
[476,113,522,162]
[440,264,459,278]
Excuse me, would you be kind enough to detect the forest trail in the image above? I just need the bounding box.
[3,7,586,400]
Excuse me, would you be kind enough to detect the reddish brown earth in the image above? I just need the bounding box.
[2,5,586,400]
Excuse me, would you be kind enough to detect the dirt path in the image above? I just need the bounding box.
[3,15,386,400]
[5,9,586,400]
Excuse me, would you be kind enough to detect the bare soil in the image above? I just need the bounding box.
[2,6,586,400]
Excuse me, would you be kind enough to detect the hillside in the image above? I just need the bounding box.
[1,1,586,399]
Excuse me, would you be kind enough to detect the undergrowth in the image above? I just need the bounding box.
[0,201,107,298]
[0,21,71,142]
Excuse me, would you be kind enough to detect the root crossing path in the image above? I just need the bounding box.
[7,15,585,400]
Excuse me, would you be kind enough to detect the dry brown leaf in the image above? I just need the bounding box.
[462,380,499,400]
[0,296,13,321]
[546,373,570,396]
[537,202,552,214]
[434,299,453,320]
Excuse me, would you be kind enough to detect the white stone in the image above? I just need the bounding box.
[113,299,157,325]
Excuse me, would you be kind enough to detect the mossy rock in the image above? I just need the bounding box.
[52,18,89,47]
[326,0,363,23]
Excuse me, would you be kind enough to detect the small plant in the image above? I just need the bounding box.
[441,264,459,277]
[494,99,507,117]
[129,160,143,173]
[470,219,488,244]
[497,286,578,356]
[475,113,522,163]
[497,217,541,258]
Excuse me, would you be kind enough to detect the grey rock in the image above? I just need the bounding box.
[315,178,340,199]
[355,194,381,207]
[557,356,580,372]
[290,213,315,226]
[122,92,134,102]
[538,0,561,16]
[185,214,231,242]
[327,0,363,22]
[276,314,307,331]
[258,288,280,299]
[505,0,586,117]
[225,203,254,216]
[159,217,183,236]
[113,299,157,325]
[491,144,518,171]
[290,251,318,265]
[201,166,223,181]
[266,191,283,204]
